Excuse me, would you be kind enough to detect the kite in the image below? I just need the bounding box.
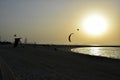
[77,29,79,31]
[68,33,74,42]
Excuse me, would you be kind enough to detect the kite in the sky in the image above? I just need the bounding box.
[68,33,74,42]
[77,29,79,31]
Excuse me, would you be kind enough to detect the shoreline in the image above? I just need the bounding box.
[0,44,120,80]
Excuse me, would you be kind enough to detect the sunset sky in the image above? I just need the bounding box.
[0,0,120,45]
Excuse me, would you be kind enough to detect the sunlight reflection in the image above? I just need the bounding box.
[71,47,120,59]
[89,47,101,56]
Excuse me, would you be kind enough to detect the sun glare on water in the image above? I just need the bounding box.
[81,13,109,36]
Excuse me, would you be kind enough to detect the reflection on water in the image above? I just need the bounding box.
[71,47,120,59]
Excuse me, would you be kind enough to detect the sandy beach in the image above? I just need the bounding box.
[0,44,120,80]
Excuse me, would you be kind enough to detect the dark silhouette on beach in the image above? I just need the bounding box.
[14,38,21,48]
[13,34,21,48]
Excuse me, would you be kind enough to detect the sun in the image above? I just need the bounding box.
[81,13,109,36]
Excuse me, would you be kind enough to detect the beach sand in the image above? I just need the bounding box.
[0,44,120,80]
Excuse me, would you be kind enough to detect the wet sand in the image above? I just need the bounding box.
[0,44,120,80]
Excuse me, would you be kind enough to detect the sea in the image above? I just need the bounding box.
[71,47,120,59]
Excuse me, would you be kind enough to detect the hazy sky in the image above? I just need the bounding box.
[0,0,120,45]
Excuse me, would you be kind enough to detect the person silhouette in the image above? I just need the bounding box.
[13,34,21,48]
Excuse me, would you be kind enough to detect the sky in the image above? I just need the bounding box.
[0,0,120,45]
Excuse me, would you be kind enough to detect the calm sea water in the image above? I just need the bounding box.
[71,47,120,59]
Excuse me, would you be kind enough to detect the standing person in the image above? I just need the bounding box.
[13,34,21,48]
